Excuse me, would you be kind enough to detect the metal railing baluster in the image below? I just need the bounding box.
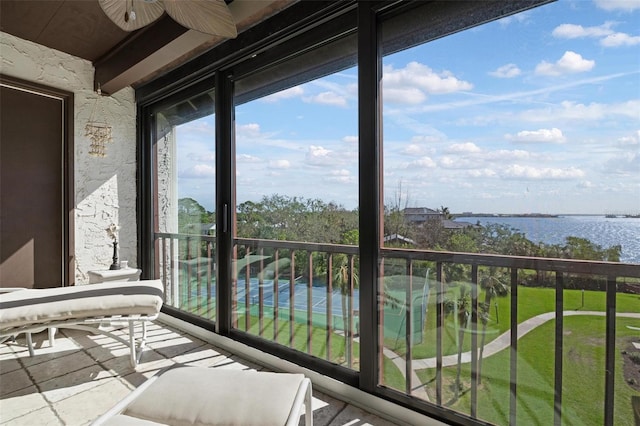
[509,268,519,426]
[604,275,617,426]
[405,258,413,395]
[307,251,313,354]
[470,264,478,419]
[436,261,444,406]
[326,253,333,361]
[554,272,564,426]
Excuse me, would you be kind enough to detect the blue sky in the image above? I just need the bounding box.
[176,0,639,215]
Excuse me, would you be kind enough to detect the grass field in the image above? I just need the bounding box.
[415,317,640,425]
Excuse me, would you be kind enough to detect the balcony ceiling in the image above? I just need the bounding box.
[0,0,295,94]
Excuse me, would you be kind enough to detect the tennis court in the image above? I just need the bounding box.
[181,258,429,342]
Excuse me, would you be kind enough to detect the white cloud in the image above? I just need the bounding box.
[180,164,216,178]
[484,149,533,161]
[535,51,595,76]
[342,135,358,144]
[400,144,426,155]
[439,156,477,169]
[505,128,566,144]
[578,180,596,189]
[617,130,640,147]
[305,145,337,167]
[467,168,498,178]
[552,22,614,39]
[497,11,532,26]
[187,151,215,162]
[518,100,640,122]
[331,169,350,176]
[303,91,348,107]
[262,86,304,102]
[489,63,522,78]
[594,0,640,12]
[382,61,473,104]
[398,156,437,170]
[600,32,640,46]
[181,120,214,133]
[409,157,436,169]
[268,159,290,169]
[502,165,585,180]
[326,169,353,183]
[410,135,442,144]
[446,142,482,154]
[552,22,640,47]
[604,152,640,174]
[236,123,263,138]
[237,154,261,163]
[383,87,427,105]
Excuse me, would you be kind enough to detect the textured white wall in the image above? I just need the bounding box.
[1,32,138,284]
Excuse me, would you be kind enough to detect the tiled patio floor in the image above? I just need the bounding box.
[0,321,400,426]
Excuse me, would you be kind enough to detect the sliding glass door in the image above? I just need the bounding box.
[152,88,217,321]
[232,21,360,372]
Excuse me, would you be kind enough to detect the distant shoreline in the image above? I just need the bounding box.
[454,213,640,218]
[454,213,559,218]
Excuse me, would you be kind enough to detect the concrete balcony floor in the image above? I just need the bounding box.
[0,321,399,426]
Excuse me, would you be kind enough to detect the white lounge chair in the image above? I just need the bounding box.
[0,280,163,367]
[92,365,313,426]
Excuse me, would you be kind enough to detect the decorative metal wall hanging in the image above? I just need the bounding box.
[85,86,113,158]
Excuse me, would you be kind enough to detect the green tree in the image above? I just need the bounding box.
[178,197,208,233]
[477,267,509,383]
[383,180,414,243]
[562,236,621,261]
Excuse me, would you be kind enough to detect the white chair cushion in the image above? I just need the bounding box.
[0,280,163,330]
[122,367,307,426]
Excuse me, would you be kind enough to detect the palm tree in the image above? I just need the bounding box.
[477,267,510,384]
[439,205,453,220]
[333,254,358,366]
[444,284,471,399]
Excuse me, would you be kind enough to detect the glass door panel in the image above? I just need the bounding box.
[233,31,360,370]
[154,90,216,321]
[379,0,638,423]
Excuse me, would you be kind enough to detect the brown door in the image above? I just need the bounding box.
[0,77,73,288]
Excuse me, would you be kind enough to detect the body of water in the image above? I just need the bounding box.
[455,215,640,264]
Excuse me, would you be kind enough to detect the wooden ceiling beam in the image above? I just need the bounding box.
[94,16,193,95]
[94,1,294,95]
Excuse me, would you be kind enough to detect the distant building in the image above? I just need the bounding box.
[403,207,474,230]
[403,207,442,225]
[201,223,216,235]
[383,233,417,246]
[442,219,473,230]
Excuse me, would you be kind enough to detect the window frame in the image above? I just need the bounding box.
[137,1,555,423]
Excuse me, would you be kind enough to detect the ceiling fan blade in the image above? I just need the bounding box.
[99,0,165,32]
[163,0,238,38]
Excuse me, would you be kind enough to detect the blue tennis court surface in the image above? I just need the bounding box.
[189,276,429,342]
[235,279,359,317]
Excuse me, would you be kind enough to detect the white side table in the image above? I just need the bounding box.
[88,268,142,284]
[87,268,144,329]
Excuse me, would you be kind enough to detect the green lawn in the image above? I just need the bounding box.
[415,317,640,425]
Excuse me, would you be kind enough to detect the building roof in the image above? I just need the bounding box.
[403,207,440,215]
[383,234,417,245]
